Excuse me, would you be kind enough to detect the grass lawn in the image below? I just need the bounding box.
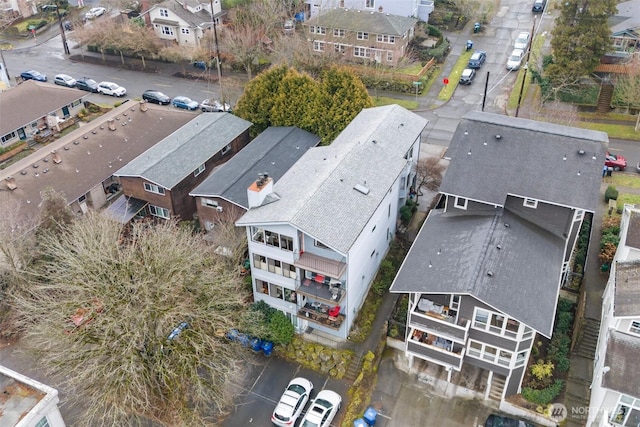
[437,50,473,101]
[577,122,640,141]
[396,62,425,74]
[617,193,640,209]
[372,96,418,110]
[507,34,545,110]
[609,173,640,189]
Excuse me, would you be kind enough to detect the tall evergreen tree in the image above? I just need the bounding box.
[548,0,617,82]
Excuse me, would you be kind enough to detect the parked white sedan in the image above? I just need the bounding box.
[97,81,126,97]
[506,49,525,71]
[299,390,342,427]
[272,377,313,427]
[85,7,106,19]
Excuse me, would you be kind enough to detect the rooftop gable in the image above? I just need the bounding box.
[237,105,427,254]
[440,112,607,211]
[304,8,417,35]
[0,365,59,427]
[114,113,252,189]
[190,127,320,208]
[389,207,564,337]
[0,103,197,219]
[609,0,640,35]
[0,80,86,136]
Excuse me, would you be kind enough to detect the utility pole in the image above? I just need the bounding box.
[209,0,223,102]
[515,15,536,117]
[55,1,70,55]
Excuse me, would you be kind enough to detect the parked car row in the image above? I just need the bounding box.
[21,69,231,111]
[271,377,342,427]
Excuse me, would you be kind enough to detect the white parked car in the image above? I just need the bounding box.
[85,7,106,19]
[200,99,232,112]
[97,81,127,97]
[299,390,342,427]
[272,377,313,427]
[53,74,76,87]
[506,49,525,71]
[514,31,530,50]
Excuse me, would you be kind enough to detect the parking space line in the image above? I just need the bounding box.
[248,358,270,391]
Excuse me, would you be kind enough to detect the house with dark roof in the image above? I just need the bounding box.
[190,126,320,234]
[0,80,86,148]
[0,365,65,427]
[389,112,607,402]
[113,113,251,222]
[303,0,433,22]
[236,105,427,342]
[146,0,223,48]
[0,102,196,221]
[587,204,640,427]
[302,8,417,66]
[606,0,640,60]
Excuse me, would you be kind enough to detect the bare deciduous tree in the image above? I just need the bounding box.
[11,213,251,426]
[415,157,446,204]
[614,56,640,115]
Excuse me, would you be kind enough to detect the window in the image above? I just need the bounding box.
[467,340,512,366]
[523,326,534,339]
[334,43,346,53]
[159,8,168,17]
[468,340,481,357]
[523,198,538,208]
[515,350,527,367]
[354,47,369,57]
[194,163,205,177]
[1,131,16,144]
[311,26,327,35]
[256,279,268,294]
[313,40,325,51]
[454,197,467,209]
[357,32,369,40]
[387,51,393,62]
[281,235,294,251]
[473,309,488,329]
[149,205,170,219]
[333,29,345,37]
[315,240,329,249]
[71,100,82,107]
[365,0,375,7]
[161,26,174,35]
[611,395,640,426]
[201,198,218,208]
[253,254,267,270]
[630,320,640,335]
[221,144,231,155]
[35,418,50,427]
[252,227,265,243]
[265,231,280,247]
[376,35,395,43]
[78,194,86,203]
[144,182,165,195]
[181,28,190,34]
[575,210,585,221]
[489,315,504,334]
[268,258,282,274]
[269,283,283,299]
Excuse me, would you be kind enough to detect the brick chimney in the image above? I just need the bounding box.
[247,173,273,208]
[140,0,152,26]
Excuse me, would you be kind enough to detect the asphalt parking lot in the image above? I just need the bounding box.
[223,355,350,426]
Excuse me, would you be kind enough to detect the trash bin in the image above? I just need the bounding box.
[225,329,239,342]
[473,22,481,33]
[237,333,250,347]
[261,340,274,356]
[250,337,262,352]
[466,40,473,51]
[363,406,377,426]
[353,418,367,427]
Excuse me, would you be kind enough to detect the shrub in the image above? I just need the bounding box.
[604,185,619,202]
[555,311,574,335]
[399,205,412,225]
[522,380,565,405]
[268,310,295,344]
[530,360,554,381]
[555,354,570,372]
[557,298,574,314]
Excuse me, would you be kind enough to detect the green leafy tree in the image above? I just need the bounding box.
[548,0,617,82]
[234,65,372,143]
[10,214,250,426]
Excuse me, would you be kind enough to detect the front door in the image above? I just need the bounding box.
[17,128,26,140]
[62,106,70,118]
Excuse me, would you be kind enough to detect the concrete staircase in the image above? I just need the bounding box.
[488,374,505,401]
[343,354,362,382]
[574,319,600,360]
[597,84,614,113]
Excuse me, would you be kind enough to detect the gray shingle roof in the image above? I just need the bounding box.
[114,113,251,189]
[190,127,320,208]
[440,112,607,212]
[609,0,640,35]
[152,0,220,26]
[0,80,86,136]
[602,330,640,397]
[305,8,417,35]
[625,210,640,250]
[614,261,640,317]
[389,207,565,337]
[236,105,428,254]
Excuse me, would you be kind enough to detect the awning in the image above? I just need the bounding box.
[102,196,148,224]
[153,18,180,26]
[294,252,347,279]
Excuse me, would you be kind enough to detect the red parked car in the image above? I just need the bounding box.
[605,151,627,171]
